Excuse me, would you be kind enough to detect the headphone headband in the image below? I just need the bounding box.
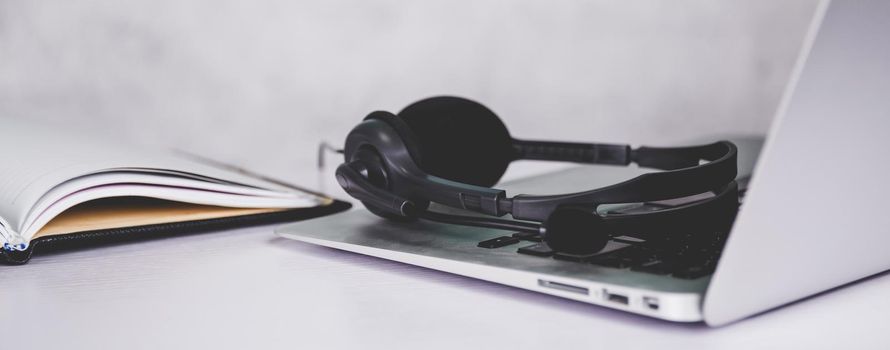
[512,139,632,165]
[507,141,737,221]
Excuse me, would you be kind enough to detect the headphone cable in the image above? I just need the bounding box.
[416,210,542,234]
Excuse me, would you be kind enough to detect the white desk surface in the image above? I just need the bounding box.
[2,165,889,350]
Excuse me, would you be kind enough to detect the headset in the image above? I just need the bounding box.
[336,96,740,255]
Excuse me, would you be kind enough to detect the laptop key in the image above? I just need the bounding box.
[615,246,660,264]
[517,243,554,257]
[549,240,633,264]
[554,252,599,262]
[477,236,521,249]
[588,256,632,268]
[630,260,674,275]
[672,265,715,279]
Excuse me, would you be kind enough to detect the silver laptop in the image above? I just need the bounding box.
[277,0,890,326]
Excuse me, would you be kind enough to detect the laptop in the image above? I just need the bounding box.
[277,0,890,326]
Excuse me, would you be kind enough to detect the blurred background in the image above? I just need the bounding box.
[0,0,818,192]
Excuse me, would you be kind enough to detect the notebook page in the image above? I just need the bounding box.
[0,119,324,235]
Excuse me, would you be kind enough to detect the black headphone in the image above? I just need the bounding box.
[336,96,740,255]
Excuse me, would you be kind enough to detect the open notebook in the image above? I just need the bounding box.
[0,120,350,264]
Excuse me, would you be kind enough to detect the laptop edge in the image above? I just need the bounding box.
[704,0,890,326]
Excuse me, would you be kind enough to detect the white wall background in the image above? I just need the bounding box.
[0,0,818,190]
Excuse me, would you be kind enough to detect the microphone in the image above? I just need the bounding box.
[335,162,418,218]
[542,206,611,255]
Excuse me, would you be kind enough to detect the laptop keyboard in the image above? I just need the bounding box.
[478,231,727,280]
[474,183,745,281]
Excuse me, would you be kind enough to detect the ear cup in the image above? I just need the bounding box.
[342,142,428,222]
[363,111,424,167]
[397,96,514,187]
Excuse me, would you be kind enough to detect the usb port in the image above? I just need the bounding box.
[603,289,629,305]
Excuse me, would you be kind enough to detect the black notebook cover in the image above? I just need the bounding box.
[0,200,351,265]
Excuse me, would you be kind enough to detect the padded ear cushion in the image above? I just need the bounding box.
[397,96,514,187]
[363,111,424,167]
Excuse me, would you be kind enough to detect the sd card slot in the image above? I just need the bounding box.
[538,279,589,295]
